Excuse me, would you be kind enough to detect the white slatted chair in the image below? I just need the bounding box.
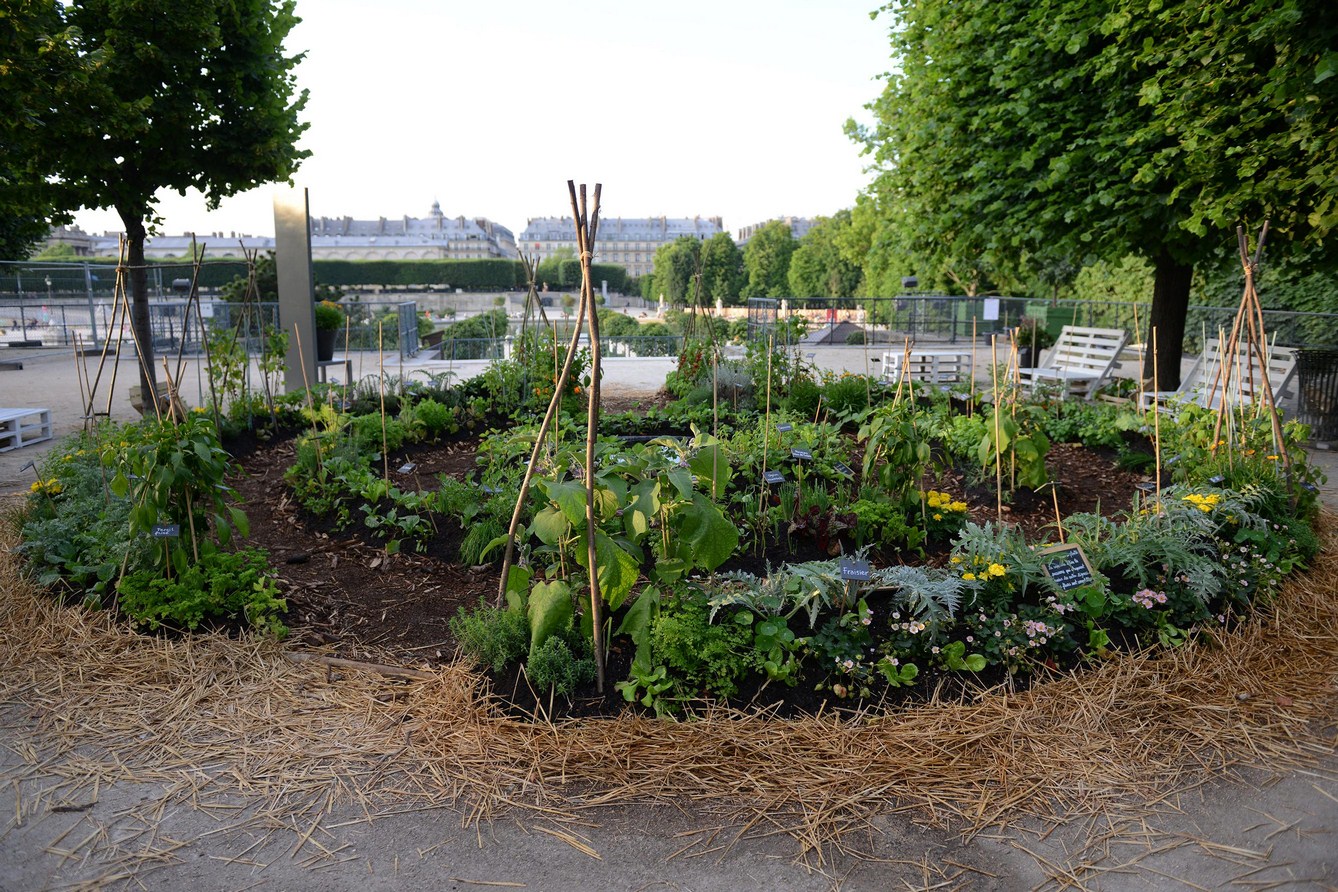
[1139,338,1297,412]
[1017,326,1129,400]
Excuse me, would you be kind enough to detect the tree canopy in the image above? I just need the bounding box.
[741,221,797,299]
[648,236,701,305]
[698,232,744,305]
[851,0,1338,385]
[787,210,862,299]
[3,0,309,399]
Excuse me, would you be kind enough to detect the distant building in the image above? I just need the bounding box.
[735,216,814,246]
[40,225,98,257]
[519,215,725,279]
[76,201,517,261]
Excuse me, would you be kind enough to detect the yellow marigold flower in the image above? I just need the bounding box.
[950,501,967,513]
[933,513,943,521]
[950,556,962,564]
[963,572,977,581]
[988,563,1007,577]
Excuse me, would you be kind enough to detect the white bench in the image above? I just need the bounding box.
[1140,338,1296,412]
[882,348,972,385]
[0,408,53,453]
[1018,326,1128,400]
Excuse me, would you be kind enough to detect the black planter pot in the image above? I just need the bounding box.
[316,328,337,362]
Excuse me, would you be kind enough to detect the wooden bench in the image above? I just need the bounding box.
[881,348,973,385]
[0,408,53,453]
[1139,338,1297,412]
[1018,326,1128,400]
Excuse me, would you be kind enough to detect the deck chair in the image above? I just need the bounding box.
[1017,326,1129,400]
[1140,338,1297,412]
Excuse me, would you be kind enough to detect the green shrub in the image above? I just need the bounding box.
[651,596,758,698]
[411,398,455,438]
[527,636,596,696]
[845,329,866,345]
[116,548,287,636]
[449,602,529,672]
[351,414,408,453]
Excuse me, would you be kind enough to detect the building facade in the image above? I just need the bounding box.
[70,202,517,262]
[735,216,814,246]
[518,215,725,279]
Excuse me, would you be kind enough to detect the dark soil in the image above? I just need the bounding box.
[227,418,1151,715]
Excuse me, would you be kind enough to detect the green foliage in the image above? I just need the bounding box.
[18,428,149,598]
[108,411,249,573]
[851,0,1338,374]
[649,236,702,305]
[116,548,286,636]
[699,232,745,304]
[650,595,758,699]
[449,602,530,673]
[312,259,524,291]
[314,300,345,331]
[787,211,862,299]
[527,636,596,696]
[742,221,798,299]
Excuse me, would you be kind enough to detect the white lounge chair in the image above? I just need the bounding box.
[1017,326,1129,400]
[1139,338,1296,412]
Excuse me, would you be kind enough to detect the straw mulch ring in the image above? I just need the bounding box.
[2,512,1337,885]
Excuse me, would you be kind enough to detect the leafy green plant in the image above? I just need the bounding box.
[449,601,529,673]
[108,410,248,573]
[527,636,596,696]
[115,547,286,636]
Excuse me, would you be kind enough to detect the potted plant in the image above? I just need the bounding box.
[1014,316,1055,368]
[313,300,344,362]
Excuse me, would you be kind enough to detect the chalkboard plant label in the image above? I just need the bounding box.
[776,423,793,433]
[832,461,854,478]
[763,470,786,485]
[151,523,181,538]
[790,447,813,461]
[839,557,872,582]
[398,462,416,474]
[1038,543,1096,592]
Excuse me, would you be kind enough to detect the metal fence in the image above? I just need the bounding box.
[776,295,1338,349]
[430,335,683,362]
[0,296,422,358]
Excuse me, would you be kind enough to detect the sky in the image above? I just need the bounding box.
[70,0,895,242]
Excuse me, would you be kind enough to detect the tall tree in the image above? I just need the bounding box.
[5,0,309,401]
[741,220,797,299]
[851,0,1338,386]
[787,210,863,299]
[698,231,744,305]
[648,236,701,305]
[0,1,77,259]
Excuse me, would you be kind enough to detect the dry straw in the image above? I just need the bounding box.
[2,510,1336,872]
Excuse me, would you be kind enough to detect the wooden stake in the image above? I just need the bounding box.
[991,336,1003,523]
[1151,326,1162,509]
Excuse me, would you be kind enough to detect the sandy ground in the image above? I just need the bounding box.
[1,343,1336,890]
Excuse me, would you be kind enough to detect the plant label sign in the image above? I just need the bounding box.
[839,557,872,582]
[478,483,501,495]
[1038,543,1095,592]
[151,524,180,539]
[790,447,813,462]
[763,470,786,485]
[832,461,854,478]
[776,423,793,433]
[398,462,416,474]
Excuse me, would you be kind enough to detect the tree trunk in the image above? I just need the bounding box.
[118,209,158,411]
[1142,249,1194,391]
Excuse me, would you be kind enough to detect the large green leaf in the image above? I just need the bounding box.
[545,480,589,526]
[675,494,739,571]
[531,505,569,546]
[527,580,573,657]
[575,530,641,610]
[624,479,661,542]
[688,444,731,496]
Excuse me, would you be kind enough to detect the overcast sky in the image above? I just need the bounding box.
[71,0,894,241]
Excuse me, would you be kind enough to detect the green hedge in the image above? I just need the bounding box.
[312,259,525,290]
